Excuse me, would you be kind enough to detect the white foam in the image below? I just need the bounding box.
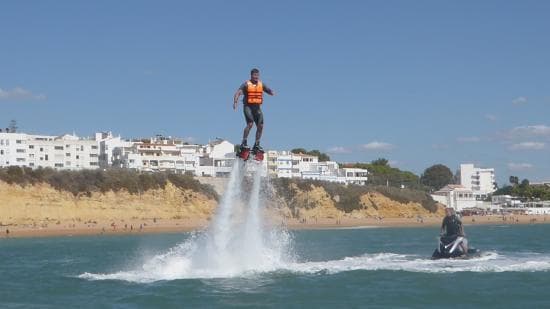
[284,251,550,275]
[80,161,293,283]
[79,249,550,283]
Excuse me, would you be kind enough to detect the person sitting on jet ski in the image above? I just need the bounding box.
[440,207,468,253]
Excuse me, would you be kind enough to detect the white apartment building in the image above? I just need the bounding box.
[267,151,318,179]
[112,136,235,177]
[196,139,236,177]
[267,151,292,178]
[340,168,369,185]
[459,163,496,198]
[491,195,523,208]
[95,132,134,168]
[267,151,368,185]
[431,184,477,211]
[116,136,201,174]
[2,130,367,184]
[0,132,29,167]
[302,161,341,182]
[0,132,100,170]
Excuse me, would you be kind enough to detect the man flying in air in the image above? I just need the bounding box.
[233,68,275,160]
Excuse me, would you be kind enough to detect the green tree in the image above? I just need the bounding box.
[290,148,308,154]
[343,159,423,190]
[371,158,389,166]
[8,119,18,133]
[420,164,453,191]
[509,176,519,185]
[520,178,530,188]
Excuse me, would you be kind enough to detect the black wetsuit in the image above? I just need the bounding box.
[441,215,462,237]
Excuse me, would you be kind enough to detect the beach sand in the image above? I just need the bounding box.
[2,214,548,238]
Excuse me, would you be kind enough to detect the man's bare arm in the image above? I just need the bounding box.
[264,85,275,96]
[233,89,242,110]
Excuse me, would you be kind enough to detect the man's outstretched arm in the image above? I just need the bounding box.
[263,84,275,96]
[233,89,243,110]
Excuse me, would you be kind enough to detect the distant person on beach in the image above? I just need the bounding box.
[233,68,275,153]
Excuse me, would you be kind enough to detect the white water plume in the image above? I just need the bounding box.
[81,161,292,282]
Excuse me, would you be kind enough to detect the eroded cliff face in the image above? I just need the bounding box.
[274,183,445,219]
[0,181,216,225]
[0,180,443,226]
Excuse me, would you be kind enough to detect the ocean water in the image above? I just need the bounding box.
[1,224,550,308]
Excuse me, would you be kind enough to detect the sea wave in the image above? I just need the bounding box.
[78,250,550,283]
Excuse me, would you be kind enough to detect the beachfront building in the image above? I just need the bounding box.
[0,132,30,168]
[111,136,236,177]
[196,139,236,177]
[95,132,134,168]
[431,184,478,211]
[340,168,369,185]
[523,201,550,215]
[491,195,550,215]
[115,136,201,174]
[459,163,496,199]
[2,130,367,183]
[267,151,319,179]
[0,132,100,170]
[491,195,523,209]
[266,151,368,185]
[302,161,342,182]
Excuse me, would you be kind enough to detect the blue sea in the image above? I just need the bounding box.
[1,224,550,308]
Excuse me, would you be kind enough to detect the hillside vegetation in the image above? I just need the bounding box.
[0,166,218,200]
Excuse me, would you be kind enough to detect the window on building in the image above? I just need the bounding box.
[0,150,3,155]
[76,155,80,159]
[29,163,34,167]
[66,161,71,166]
[91,145,98,149]
[66,145,70,148]
[45,154,49,161]
[66,153,71,157]
[29,154,34,158]
[54,163,63,167]
[16,149,25,153]
[81,146,84,151]
[90,162,98,166]
[54,146,64,150]
[40,147,44,152]
[90,154,98,158]
[16,158,25,162]
[16,140,22,144]
[29,145,34,149]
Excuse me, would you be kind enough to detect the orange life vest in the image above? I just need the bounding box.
[246,80,263,104]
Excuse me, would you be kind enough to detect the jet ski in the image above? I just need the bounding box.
[431,235,479,259]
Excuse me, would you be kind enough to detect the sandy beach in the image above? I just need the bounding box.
[2,214,549,238]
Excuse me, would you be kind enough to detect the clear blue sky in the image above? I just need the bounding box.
[1,1,549,184]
